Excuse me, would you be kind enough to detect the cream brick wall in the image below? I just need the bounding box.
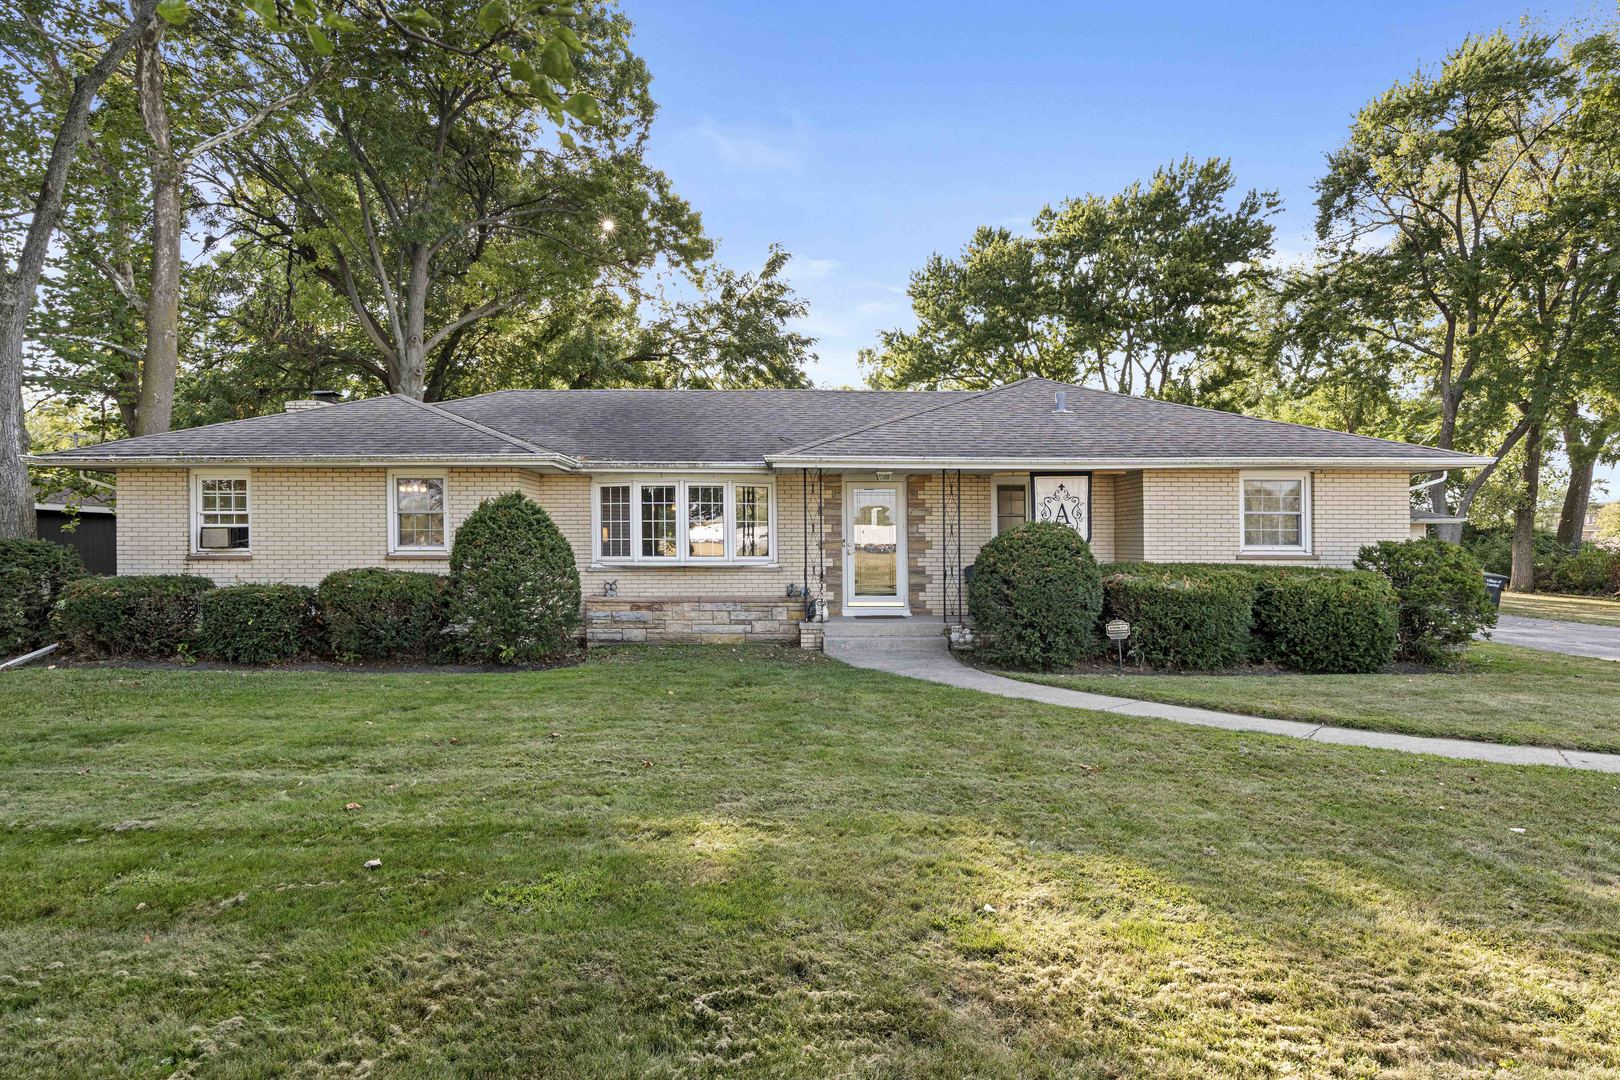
[114,465,1413,602]
[1113,472,1145,561]
[116,466,544,584]
[1139,468,1410,568]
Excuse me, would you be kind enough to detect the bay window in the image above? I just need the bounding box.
[1240,471,1311,553]
[595,478,775,565]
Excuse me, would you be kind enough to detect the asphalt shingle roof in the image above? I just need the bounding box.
[33,378,1488,469]
[436,388,974,463]
[38,394,549,463]
[769,379,1481,466]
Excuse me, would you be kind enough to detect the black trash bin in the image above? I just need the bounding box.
[1482,572,1507,609]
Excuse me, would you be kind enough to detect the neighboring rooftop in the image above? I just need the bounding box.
[31,378,1493,470]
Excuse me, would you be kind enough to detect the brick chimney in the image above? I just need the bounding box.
[284,390,342,412]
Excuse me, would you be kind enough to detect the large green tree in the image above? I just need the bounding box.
[1312,28,1618,551]
[210,0,707,400]
[862,158,1277,397]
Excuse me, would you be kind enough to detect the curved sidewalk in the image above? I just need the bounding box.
[830,639,1620,773]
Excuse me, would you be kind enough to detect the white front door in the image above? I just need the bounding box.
[844,481,908,614]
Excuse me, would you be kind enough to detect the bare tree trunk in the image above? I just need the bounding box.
[0,0,159,539]
[1510,423,1543,593]
[133,22,181,436]
[1556,426,1597,551]
[395,249,431,399]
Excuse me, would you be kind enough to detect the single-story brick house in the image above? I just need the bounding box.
[32,377,1489,647]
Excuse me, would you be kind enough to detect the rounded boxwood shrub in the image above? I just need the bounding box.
[0,538,85,655]
[1260,570,1398,673]
[317,568,447,662]
[197,584,317,664]
[51,574,214,658]
[1102,566,1254,670]
[968,522,1103,670]
[1354,539,1496,664]
[447,492,581,663]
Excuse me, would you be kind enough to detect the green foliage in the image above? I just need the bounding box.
[1464,528,1620,596]
[1546,545,1620,597]
[1354,540,1497,664]
[51,575,214,658]
[447,493,581,663]
[1596,502,1620,543]
[1101,565,1254,670]
[316,568,447,662]
[0,539,86,655]
[862,157,1278,396]
[967,522,1103,670]
[196,584,316,664]
[1257,571,1398,674]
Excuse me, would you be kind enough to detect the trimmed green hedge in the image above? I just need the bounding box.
[317,568,447,662]
[447,493,581,664]
[1258,570,1398,674]
[0,538,85,655]
[968,522,1103,669]
[51,575,214,658]
[197,584,317,664]
[1354,539,1496,664]
[1101,565,1254,670]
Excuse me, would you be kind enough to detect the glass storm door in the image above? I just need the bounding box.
[846,483,906,611]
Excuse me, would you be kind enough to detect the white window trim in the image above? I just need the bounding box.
[1238,470,1312,554]
[591,475,776,567]
[989,474,1031,537]
[388,469,450,554]
[190,468,252,555]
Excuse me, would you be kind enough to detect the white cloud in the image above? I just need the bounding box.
[796,258,841,281]
[694,121,804,172]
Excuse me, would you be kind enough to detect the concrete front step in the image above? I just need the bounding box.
[820,616,950,640]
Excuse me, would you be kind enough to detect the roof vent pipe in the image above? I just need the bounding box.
[1054,390,1070,413]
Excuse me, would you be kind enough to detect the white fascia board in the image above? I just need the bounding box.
[764,454,1497,470]
[25,453,581,469]
[581,461,772,473]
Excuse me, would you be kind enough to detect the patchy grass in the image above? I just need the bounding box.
[1008,642,1620,754]
[1503,590,1620,627]
[1,645,1619,1077]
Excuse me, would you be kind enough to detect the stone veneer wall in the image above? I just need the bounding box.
[583,597,798,643]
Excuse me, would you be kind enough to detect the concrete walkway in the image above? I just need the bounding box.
[829,638,1620,773]
[1489,614,1620,662]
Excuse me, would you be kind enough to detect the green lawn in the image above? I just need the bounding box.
[4,647,1620,1076]
[1007,642,1620,754]
[1503,590,1620,627]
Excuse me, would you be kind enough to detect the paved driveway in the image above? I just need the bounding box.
[1489,614,1620,662]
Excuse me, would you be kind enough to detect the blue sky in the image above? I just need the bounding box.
[632,0,1605,381]
[629,0,1614,496]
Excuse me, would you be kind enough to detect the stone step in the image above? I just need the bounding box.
[820,617,948,640]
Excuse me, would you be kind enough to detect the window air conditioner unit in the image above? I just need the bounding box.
[199,526,235,549]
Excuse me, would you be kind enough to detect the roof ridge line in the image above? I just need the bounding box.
[1057,381,1458,455]
[393,395,571,460]
[773,378,1035,457]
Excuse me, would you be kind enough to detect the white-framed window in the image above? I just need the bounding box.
[1239,471,1311,553]
[388,471,448,552]
[192,469,251,552]
[593,477,775,565]
[992,478,1030,536]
